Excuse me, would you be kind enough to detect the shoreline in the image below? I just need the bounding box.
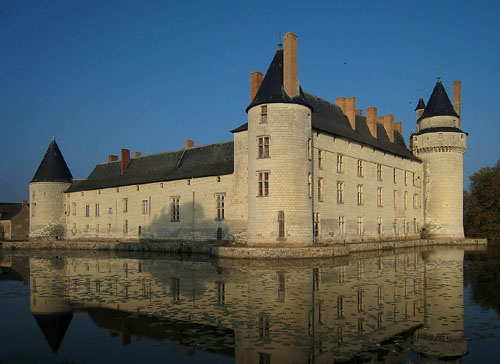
[0,238,487,259]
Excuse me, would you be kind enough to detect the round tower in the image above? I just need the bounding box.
[246,33,313,245]
[30,138,73,239]
[411,80,466,238]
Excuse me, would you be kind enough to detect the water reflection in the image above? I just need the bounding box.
[1,248,470,363]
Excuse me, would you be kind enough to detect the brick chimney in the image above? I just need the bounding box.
[381,115,395,142]
[394,121,402,136]
[336,97,356,130]
[108,155,118,162]
[283,32,299,98]
[133,151,142,158]
[366,107,377,138]
[453,80,461,127]
[121,149,130,175]
[250,71,264,102]
[185,140,194,149]
[355,109,362,115]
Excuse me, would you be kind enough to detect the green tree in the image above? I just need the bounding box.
[464,159,500,239]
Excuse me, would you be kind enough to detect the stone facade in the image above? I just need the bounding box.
[28,33,467,245]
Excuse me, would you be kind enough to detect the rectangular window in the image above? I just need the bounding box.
[123,198,128,213]
[260,105,267,123]
[317,178,324,201]
[377,187,383,207]
[404,219,409,234]
[337,181,344,203]
[217,281,225,306]
[171,197,180,221]
[72,203,77,216]
[357,160,364,177]
[308,139,312,160]
[258,136,270,158]
[308,173,312,198]
[405,171,409,186]
[404,191,408,210]
[258,313,270,341]
[258,352,271,364]
[318,150,323,169]
[413,193,419,209]
[142,200,148,215]
[377,164,382,181]
[358,290,364,312]
[357,216,363,235]
[108,207,113,214]
[414,218,419,233]
[393,168,397,184]
[123,219,128,235]
[216,193,225,220]
[337,154,344,173]
[278,211,285,239]
[394,219,399,235]
[377,217,383,235]
[171,278,180,303]
[394,190,398,208]
[357,185,364,205]
[85,204,90,217]
[31,203,36,217]
[95,203,100,217]
[258,171,269,197]
[338,216,345,235]
[313,213,320,239]
[337,295,345,318]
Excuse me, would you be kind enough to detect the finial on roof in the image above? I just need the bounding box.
[278,30,283,49]
[52,136,55,141]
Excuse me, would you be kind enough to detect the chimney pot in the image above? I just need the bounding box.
[121,149,130,175]
[185,140,195,149]
[355,109,362,115]
[453,80,461,127]
[336,97,356,130]
[250,71,264,102]
[382,115,395,143]
[366,107,378,138]
[108,155,118,162]
[133,151,142,158]
[283,32,299,98]
[394,121,402,135]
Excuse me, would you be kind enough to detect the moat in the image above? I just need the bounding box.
[1,245,499,363]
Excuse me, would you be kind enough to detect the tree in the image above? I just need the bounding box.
[464,159,500,239]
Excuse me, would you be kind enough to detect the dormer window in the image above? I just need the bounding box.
[260,105,267,123]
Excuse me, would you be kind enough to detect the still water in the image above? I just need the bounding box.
[0,245,499,363]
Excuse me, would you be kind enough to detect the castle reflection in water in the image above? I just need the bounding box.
[15,248,467,362]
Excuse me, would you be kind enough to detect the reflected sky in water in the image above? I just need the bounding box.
[1,245,499,363]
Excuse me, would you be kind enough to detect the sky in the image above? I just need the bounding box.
[1,0,499,202]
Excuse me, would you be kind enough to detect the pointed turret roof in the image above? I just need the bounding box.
[31,139,73,183]
[415,97,425,111]
[33,312,73,353]
[419,80,459,120]
[246,48,310,112]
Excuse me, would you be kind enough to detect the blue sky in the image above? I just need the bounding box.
[1,0,499,201]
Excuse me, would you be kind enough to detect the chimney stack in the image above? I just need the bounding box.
[133,151,142,158]
[355,109,362,115]
[108,155,118,162]
[121,149,130,175]
[453,80,461,127]
[381,115,395,142]
[283,32,299,98]
[394,121,402,135]
[336,97,356,130]
[250,71,264,102]
[366,107,377,138]
[185,140,195,149]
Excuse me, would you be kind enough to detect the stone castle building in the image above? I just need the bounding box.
[29,32,467,245]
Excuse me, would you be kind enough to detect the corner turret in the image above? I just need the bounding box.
[29,138,73,239]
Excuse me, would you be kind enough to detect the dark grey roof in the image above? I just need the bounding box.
[0,203,24,220]
[232,93,417,160]
[419,80,459,120]
[246,48,311,112]
[413,126,467,136]
[33,313,73,353]
[31,139,73,183]
[66,142,234,193]
[415,97,426,110]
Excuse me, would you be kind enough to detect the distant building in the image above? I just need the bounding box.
[29,33,467,245]
[0,201,29,241]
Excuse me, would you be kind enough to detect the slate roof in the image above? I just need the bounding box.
[232,93,418,161]
[415,98,426,110]
[246,48,311,112]
[0,203,24,220]
[31,139,73,183]
[33,312,73,353]
[66,141,234,193]
[419,80,459,120]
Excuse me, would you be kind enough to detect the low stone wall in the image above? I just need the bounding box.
[1,238,487,259]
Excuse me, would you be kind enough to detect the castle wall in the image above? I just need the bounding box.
[310,132,423,243]
[412,132,466,237]
[64,171,247,242]
[30,182,72,239]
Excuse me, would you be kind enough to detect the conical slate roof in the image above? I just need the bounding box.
[31,139,73,183]
[246,48,311,112]
[33,312,73,353]
[419,80,459,120]
[415,97,425,111]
